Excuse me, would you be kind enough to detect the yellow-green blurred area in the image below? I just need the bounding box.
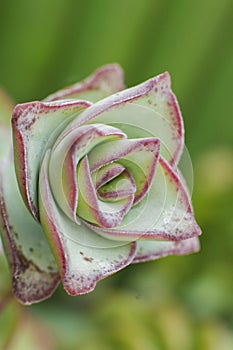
[0,0,233,349]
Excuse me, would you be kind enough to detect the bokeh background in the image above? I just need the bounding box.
[0,0,233,349]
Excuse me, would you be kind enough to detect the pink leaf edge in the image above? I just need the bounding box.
[45,63,125,102]
[12,99,91,221]
[63,242,137,296]
[133,237,200,263]
[84,156,202,242]
[39,151,137,296]
[64,71,184,165]
[0,161,60,305]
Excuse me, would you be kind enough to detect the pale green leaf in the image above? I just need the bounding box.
[0,156,59,305]
[39,151,136,295]
[12,100,90,220]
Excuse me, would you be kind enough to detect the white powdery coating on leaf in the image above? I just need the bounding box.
[133,72,184,164]
[63,238,136,295]
[64,71,183,165]
[133,237,200,263]
[12,100,91,221]
[39,151,137,296]
[0,156,60,305]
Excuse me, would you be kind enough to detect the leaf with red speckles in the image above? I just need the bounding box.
[0,156,60,305]
[131,72,184,165]
[133,237,200,263]
[45,63,125,103]
[65,72,183,165]
[12,100,91,221]
[39,151,136,296]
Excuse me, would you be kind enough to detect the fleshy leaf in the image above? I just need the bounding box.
[77,156,134,228]
[45,64,125,103]
[0,156,60,305]
[85,157,201,242]
[92,162,125,189]
[132,72,184,165]
[49,123,126,223]
[39,151,136,295]
[97,170,136,201]
[133,237,200,263]
[12,99,91,220]
[65,72,183,165]
[88,137,160,205]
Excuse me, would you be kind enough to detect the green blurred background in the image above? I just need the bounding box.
[0,0,233,349]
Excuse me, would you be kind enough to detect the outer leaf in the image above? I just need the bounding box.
[64,72,183,165]
[85,157,201,242]
[39,151,136,295]
[132,72,184,165]
[0,156,60,305]
[133,237,200,263]
[12,100,91,220]
[45,63,125,103]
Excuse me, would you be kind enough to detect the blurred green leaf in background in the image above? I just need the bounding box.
[0,0,232,349]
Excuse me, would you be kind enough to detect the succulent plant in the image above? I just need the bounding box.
[0,64,201,304]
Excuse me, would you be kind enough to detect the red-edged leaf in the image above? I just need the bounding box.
[12,100,91,220]
[64,72,183,165]
[133,237,200,263]
[45,63,125,102]
[85,157,201,242]
[97,170,136,201]
[92,162,125,189]
[49,123,126,223]
[77,156,134,228]
[0,157,60,305]
[39,151,136,295]
[88,137,160,205]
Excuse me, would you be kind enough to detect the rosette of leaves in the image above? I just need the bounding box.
[0,64,201,304]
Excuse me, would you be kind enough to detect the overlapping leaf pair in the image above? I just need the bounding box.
[0,64,201,304]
